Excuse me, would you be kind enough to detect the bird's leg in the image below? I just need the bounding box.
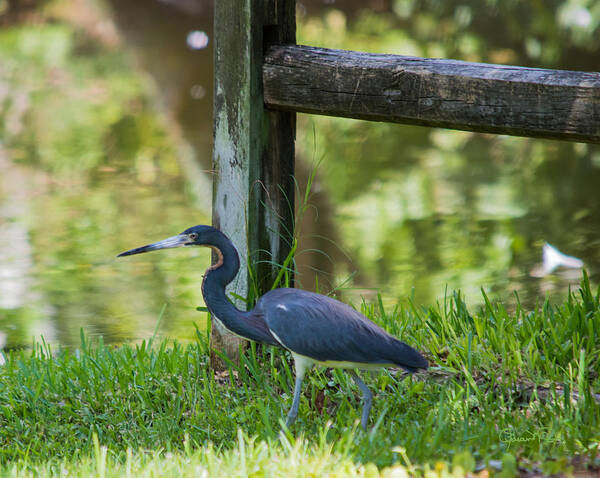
[285,374,304,427]
[285,355,312,427]
[349,371,373,431]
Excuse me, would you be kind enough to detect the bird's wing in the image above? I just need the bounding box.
[257,289,427,370]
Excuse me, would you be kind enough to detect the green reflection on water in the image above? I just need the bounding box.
[2,2,600,348]
[0,23,210,348]
[296,5,600,309]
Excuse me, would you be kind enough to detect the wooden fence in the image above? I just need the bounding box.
[210,0,600,363]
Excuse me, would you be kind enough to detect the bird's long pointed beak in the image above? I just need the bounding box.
[117,234,189,257]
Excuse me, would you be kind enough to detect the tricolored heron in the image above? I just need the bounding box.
[118,225,428,429]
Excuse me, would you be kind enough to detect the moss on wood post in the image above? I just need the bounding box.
[211,0,296,369]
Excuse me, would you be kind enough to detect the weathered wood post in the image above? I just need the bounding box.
[211,0,296,368]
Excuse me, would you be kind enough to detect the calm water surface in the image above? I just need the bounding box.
[0,1,599,349]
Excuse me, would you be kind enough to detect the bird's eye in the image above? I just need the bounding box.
[189,233,198,241]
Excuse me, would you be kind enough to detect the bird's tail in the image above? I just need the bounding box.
[389,339,428,372]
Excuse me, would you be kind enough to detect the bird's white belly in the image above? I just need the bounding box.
[309,357,394,371]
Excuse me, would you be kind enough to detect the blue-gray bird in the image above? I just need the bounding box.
[118,225,428,429]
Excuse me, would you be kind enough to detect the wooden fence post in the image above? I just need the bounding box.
[211,0,296,369]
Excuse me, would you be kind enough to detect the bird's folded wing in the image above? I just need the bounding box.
[259,289,400,364]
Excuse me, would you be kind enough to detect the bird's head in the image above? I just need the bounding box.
[117,225,215,257]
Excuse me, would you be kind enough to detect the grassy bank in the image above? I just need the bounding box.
[0,275,599,476]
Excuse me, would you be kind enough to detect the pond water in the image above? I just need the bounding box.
[1,0,599,350]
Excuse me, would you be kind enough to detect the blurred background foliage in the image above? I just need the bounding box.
[0,0,599,349]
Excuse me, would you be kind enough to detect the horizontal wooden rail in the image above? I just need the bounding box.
[264,45,600,143]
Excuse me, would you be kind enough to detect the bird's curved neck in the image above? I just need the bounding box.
[201,231,245,319]
[201,230,274,344]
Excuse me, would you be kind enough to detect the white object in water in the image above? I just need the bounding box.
[542,243,584,275]
[186,30,209,50]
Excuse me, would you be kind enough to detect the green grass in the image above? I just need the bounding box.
[0,274,599,476]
